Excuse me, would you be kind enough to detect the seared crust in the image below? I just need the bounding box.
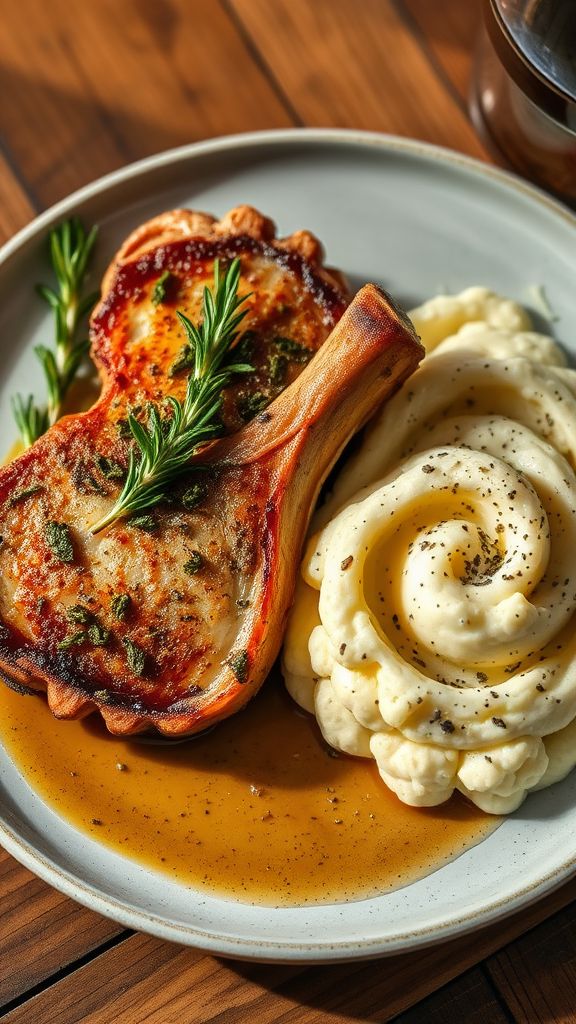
[101,205,347,299]
[0,206,351,734]
[0,207,423,736]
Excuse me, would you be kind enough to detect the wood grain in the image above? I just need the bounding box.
[401,0,483,103]
[5,882,576,1024]
[394,966,511,1024]
[229,0,489,160]
[0,153,37,242]
[0,851,125,1007]
[486,901,576,1024]
[0,0,292,212]
[1,1,576,1021]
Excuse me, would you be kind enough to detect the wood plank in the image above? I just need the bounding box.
[0,152,37,244]
[0,0,292,210]
[394,966,511,1024]
[486,901,576,1024]
[229,0,489,160]
[400,0,483,103]
[5,881,576,1024]
[0,851,125,1008]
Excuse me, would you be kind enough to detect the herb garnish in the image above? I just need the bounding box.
[67,604,92,624]
[181,481,208,511]
[272,335,311,363]
[91,258,251,534]
[45,521,74,563]
[123,638,147,676]
[267,353,287,385]
[228,649,249,684]
[87,623,110,647]
[151,269,174,306]
[57,630,86,651]
[127,514,157,533]
[8,485,44,507]
[111,593,131,621]
[96,455,126,481]
[12,219,98,447]
[184,551,204,575]
[238,391,269,421]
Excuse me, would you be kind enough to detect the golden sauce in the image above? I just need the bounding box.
[1,419,498,906]
[0,676,499,906]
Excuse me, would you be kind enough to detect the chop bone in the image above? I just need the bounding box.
[0,282,422,736]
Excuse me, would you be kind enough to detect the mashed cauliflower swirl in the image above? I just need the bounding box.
[283,287,576,814]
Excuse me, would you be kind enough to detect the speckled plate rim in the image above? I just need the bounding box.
[1,128,576,963]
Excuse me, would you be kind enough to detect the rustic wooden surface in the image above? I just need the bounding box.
[1,1,575,1022]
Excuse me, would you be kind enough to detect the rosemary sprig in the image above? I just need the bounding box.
[91,258,251,534]
[12,218,98,447]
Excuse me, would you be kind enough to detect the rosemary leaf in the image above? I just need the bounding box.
[91,258,252,534]
[12,218,98,448]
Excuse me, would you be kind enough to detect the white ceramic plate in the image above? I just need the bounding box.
[1,130,576,963]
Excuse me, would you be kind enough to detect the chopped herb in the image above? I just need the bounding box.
[184,551,204,575]
[67,604,92,624]
[45,521,74,563]
[96,455,126,481]
[111,593,131,621]
[151,269,174,305]
[71,463,108,496]
[228,649,249,684]
[87,623,110,647]
[181,481,208,511]
[169,344,194,377]
[231,329,257,365]
[238,391,269,421]
[272,335,311,363]
[127,514,157,533]
[492,717,507,729]
[267,352,287,385]
[116,418,132,439]
[123,638,147,676]
[57,630,86,651]
[9,485,44,507]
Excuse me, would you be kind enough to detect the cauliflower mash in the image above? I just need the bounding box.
[283,287,576,814]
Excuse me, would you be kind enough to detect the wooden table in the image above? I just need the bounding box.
[1,2,576,1021]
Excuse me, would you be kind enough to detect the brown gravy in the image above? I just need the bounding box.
[0,675,499,905]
